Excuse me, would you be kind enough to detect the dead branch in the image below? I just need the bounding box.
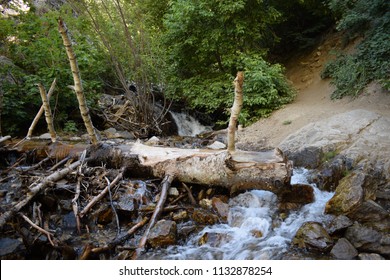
[27,78,57,139]
[182,182,197,205]
[92,216,150,254]
[72,177,82,234]
[104,176,120,237]
[79,167,124,218]
[0,135,11,145]
[20,213,57,247]
[133,174,174,259]
[49,156,71,172]
[0,160,82,229]
[37,83,57,142]
[227,71,244,152]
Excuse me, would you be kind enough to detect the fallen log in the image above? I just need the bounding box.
[88,142,293,195]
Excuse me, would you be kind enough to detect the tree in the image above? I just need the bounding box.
[69,0,171,137]
[163,0,295,126]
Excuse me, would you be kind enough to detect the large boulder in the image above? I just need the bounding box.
[330,238,358,260]
[292,222,334,252]
[279,110,390,180]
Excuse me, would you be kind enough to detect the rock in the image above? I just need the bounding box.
[38,133,52,140]
[62,212,77,231]
[207,141,226,150]
[172,210,188,221]
[344,222,390,255]
[0,238,26,259]
[147,219,177,248]
[103,128,134,139]
[212,197,229,222]
[330,238,358,260]
[280,110,390,189]
[192,209,219,225]
[292,222,334,252]
[199,199,212,209]
[168,187,180,197]
[327,215,353,235]
[116,190,136,212]
[97,207,113,225]
[145,136,160,146]
[325,172,364,216]
[348,200,390,224]
[279,184,314,204]
[358,253,385,260]
[198,232,233,247]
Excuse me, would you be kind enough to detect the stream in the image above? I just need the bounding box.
[144,168,334,260]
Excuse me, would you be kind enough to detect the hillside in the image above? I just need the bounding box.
[237,31,390,150]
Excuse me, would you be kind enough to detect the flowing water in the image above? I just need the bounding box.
[170,111,212,137]
[148,168,334,260]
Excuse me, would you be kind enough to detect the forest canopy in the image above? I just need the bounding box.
[0,0,387,136]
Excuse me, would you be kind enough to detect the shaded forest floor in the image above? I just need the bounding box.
[237,31,390,150]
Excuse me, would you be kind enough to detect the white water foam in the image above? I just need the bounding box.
[152,168,334,260]
[170,111,212,137]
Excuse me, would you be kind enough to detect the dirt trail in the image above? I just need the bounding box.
[237,32,390,149]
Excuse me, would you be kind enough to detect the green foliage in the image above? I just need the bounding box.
[0,4,109,135]
[63,120,78,134]
[322,0,390,98]
[163,0,295,126]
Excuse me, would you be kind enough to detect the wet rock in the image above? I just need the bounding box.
[199,199,212,209]
[358,253,385,260]
[0,238,26,259]
[327,215,353,235]
[58,199,73,211]
[97,207,113,225]
[172,210,188,221]
[198,232,233,247]
[147,219,177,248]
[62,212,77,231]
[192,209,219,225]
[177,222,198,238]
[212,197,229,222]
[279,184,314,204]
[116,189,136,212]
[325,172,364,216]
[292,222,334,252]
[330,238,358,260]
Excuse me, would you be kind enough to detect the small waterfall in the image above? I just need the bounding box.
[170,111,212,137]
[147,168,334,260]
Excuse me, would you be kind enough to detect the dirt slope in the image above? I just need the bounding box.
[237,32,390,150]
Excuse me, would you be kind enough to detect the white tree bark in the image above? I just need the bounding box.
[58,18,99,144]
[37,83,57,143]
[228,71,244,152]
[88,142,293,195]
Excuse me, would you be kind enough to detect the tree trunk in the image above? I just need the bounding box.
[227,71,244,152]
[88,142,293,195]
[27,78,56,139]
[58,18,99,144]
[37,83,57,143]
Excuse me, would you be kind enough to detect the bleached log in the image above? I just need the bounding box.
[88,142,293,195]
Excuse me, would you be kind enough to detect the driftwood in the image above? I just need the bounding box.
[88,142,292,195]
[134,174,174,259]
[0,160,82,228]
